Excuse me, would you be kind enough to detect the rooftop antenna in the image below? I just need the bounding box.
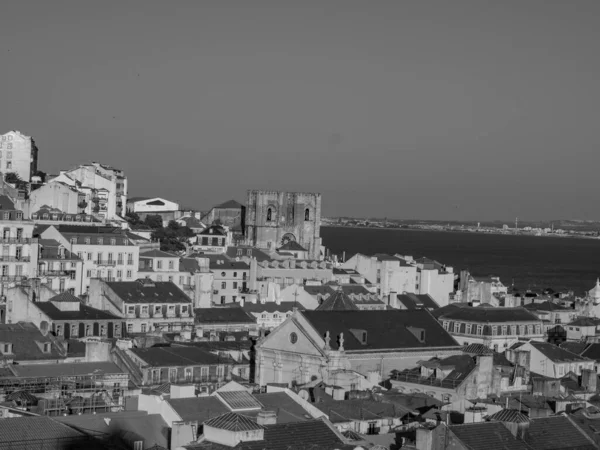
[515,217,519,231]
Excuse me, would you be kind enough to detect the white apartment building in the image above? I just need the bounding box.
[37,239,84,295]
[29,181,88,216]
[206,255,251,305]
[0,130,39,182]
[38,225,139,292]
[0,196,40,299]
[51,162,127,219]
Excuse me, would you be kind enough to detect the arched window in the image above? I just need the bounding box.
[304,208,310,221]
[267,208,272,221]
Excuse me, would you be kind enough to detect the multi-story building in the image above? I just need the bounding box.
[202,199,245,242]
[31,206,102,226]
[138,250,214,308]
[0,130,39,182]
[206,255,251,305]
[51,162,127,219]
[189,225,231,254]
[254,258,333,289]
[459,272,509,305]
[435,305,544,351]
[29,181,88,216]
[0,196,40,298]
[413,257,455,307]
[37,239,84,295]
[87,278,194,334]
[509,340,595,378]
[37,225,139,292]
[245,190,322,259]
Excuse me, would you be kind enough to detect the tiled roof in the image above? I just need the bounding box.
[168,396,230,422]
[560,342,589,355]
[568,317,600,327]
[243,302,298,314]
[0,322,64,361]
[315,289,359,311]
[194,307,256,324]
[0,416,85,444]
[581,343,600,361]
[201,419,345,450]
[199,225,228,236]
[204,412,263,431]
[226,246,271,262]
[216,391,262,411]
[487,409,530,423]
[140,249,179,258]
[106,280,193,304]
[278,241,307,252]
[524,416,596,450]
[450,422,531,450]
[35,302,119,321]
[314,398,406,423]
[11,362,125,378]
[0,195,16,210]
[396,293,440,310]
[301,309,459,351]
[38,239,80,260]
[403,354,476,388]
[462,343,494,355]
[528,341,591,363]
[524,301,572,312]
[373,253,403,262]
[130,346,235,367]
[48,291,81,302]
[438,306,540,323]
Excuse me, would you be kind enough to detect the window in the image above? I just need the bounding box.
[501,325,508,335]
[465,324,472,335]
[477,325,483,335]
[221,272,226,277]
[157,260,162,269]
[185,367,193,381]
[220,296,226,304]
[169,368,177,382]
[128,253,134,265]
[77,252,83,259]
[127,305,135,315]
[535,325,541,334]
[168,260,174,269]
[70,238,77,245]
[141,323,147,333]
[118,253,123,264]
[98,238,103,245]
[267,208,272,221]
[87,253,92,261]
[454,322,460,333]
[154,305,162,314]
[117,270,122,278]
[86,269,92,277]
[233,282,238,289]
[168,276,173,283]
[85,237,91,244]
[108,252,114,262]
[110,238,116,245]
[179,276,184,284]
[491,325,498,336]
[221,281,226,289]
[443,321,449,330]
[127,324,133,333]
[6,161,11,170]
[305,208,310,220]
[181,305,188,315]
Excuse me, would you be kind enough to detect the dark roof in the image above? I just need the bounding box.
[314,398,406,423]
[207,256,250,271]
[487,409,530,423]
[214,200,243,209]
[560,342,589,355]
[194,307,256,324]
[168,396,229,422]
[180,258,201,273]
[106,280,193,304]
[140,249,179,258]
[373,253,403,262]
[301,310,459,351]
[48,291,81,302]
[568,317,600,327]
[462,343,494,355]
[450,422,531,450]
[438,306,540,323]
[226,246,271,262]
[403,354,476,388]
[528,341,591,363]
[524,416,596,450]
[278,241,307,252]
[0,322,64,361]
[243,302,298,314]
[0,195,16,210]
[130,346,235,367]
[396,293,440,310]
[35,302,119,321]
[204,412,262,431]
[524,301,572,312]
[581,343,600,361]
[38,239,80,260]
[315,289,359,311]
[0,416,85,444]
[11,362,124,378]
[217,391,262,411]
[199,225,228,236]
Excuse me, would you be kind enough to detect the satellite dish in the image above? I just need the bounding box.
[298,390,310,401]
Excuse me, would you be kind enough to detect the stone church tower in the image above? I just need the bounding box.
[244,190,322,259]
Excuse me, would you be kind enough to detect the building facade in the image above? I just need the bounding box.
[0,130,39,182]
[245,190,322,259]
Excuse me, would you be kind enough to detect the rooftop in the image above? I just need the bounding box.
[437,306,540,323]
[568,316,600,327]
[194,307,256,324]
[523,415,597,450]
[35,302,119,321]
[528,341,592,363]
[140,249,179,258]
[204,412,263,431]
[242,302,298,314]
[277,241,307,252]
[130,346,236,367]
[449,422,531,450]
[10,362,125,378]
[396,293,440,310]
[315,289,359,311]
[0,322,63,361]
[106,279,193,304]
[0,416,86,445]
[301,309,459,351]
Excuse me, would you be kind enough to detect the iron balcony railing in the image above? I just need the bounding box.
[39,270,75,277]
[95,260,117,266]
[0,256,30,262]
[0,238,36,244]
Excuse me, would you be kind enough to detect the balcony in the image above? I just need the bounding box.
[182,284,195,291]
[39,270,74,277]
[0,275,28,283]
[0,256,30,263]
[166,310,177,318]
[153,311,163,319]
[95,260,117,266]
[0,238,35,244]
[139,311,150,319]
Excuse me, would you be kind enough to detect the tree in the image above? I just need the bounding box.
[125,211,142,226]
[4,172,28,190]
[151,221,195,252]
[144,215,163,229]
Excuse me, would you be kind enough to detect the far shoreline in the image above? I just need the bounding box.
[320,224,600,241]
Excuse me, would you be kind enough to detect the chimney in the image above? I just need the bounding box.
[256,410,277,426]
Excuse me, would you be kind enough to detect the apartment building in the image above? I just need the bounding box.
[0,130,39,182]
[37,225,139,292]
[87,278,194,334]
[37,239,84,295]
[206,255,251,305]
[0,196,40,297]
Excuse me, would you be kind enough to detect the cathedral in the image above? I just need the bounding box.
[244,190,322,259]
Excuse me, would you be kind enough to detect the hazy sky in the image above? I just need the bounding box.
[1,1,599,221]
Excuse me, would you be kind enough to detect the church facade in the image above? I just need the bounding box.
[244,190,322,259]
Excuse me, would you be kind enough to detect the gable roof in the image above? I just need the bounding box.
[487,409,530,423]
[315,289,359,311]
[523,415,596,450]
[528,341,591,363]
[106,280,192,304]
[194,307,256,324]
[581,343,600,361]
[204,412,263,431]
[35,302,119,321]
[449,422,531,450]
[0,322,64,361]
[568,317,600,327]
[396,293,440,310]
[278,241,307,252]
[301,310,459,351]
[0,416,86,445]
[130,346,234,367]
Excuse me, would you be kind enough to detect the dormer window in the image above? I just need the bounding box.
[0,343,12,354]
[42,343,50,353]
[16,212,22,220]
[3,213,9,220]
[43,213,49,219]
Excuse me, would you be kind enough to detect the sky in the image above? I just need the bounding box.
[1,1,599,221]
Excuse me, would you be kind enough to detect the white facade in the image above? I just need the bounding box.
[516,341,595,378]
[129,197,180,213]
[29,181,87,216]
[0,130,38,181]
